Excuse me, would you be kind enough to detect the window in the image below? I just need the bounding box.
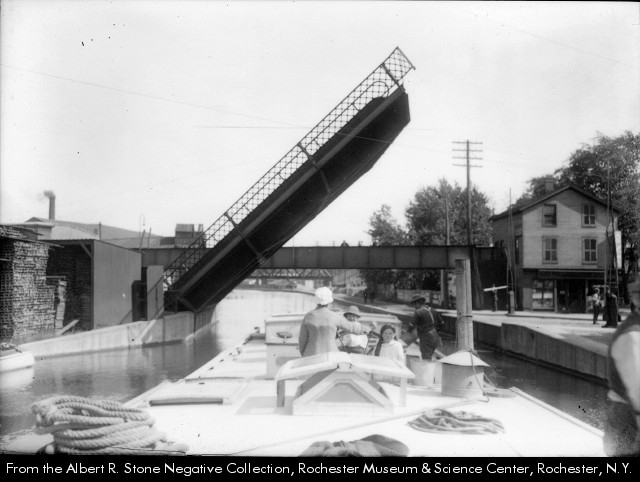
[543,204,557,226]
[532,279,555,310]
[543,237,557,263]
[583,238,597,263]
[515,236,521,265]
[582,204,596,226]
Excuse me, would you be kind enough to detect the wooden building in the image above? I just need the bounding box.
[491,183,620,312]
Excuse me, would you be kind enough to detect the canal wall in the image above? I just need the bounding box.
[18,311,212,358]
[440,313,607,381]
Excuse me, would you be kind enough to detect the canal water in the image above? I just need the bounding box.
[0,289,608,453]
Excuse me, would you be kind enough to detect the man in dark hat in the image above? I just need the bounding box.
[409,294,443,361]
[603,274,640,456]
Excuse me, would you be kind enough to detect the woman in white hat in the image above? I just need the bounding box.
[298,287,367,357]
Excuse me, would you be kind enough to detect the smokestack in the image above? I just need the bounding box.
[44,190,56,220]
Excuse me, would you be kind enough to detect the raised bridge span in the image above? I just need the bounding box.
[161,48,415,313]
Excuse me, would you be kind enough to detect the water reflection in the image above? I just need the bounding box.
[0,289,608,450]
[478,349,607,429]
[0,290,316,441]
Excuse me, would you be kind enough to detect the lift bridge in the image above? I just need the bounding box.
[162,48,414,313]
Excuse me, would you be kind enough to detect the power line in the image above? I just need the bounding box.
[453,140,483,245]
[0,62,302,128]
[440,3,635,68]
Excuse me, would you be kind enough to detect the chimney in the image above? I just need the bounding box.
[544,177,555,194]
[44,190,55,220]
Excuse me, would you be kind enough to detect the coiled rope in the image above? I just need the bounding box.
[32,396,189,455]
[408,408,505,434]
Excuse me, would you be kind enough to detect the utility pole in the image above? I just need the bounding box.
[445,195,450,245]
[441,195,451,308]
[604,160,619,296]
[453,140,483,245]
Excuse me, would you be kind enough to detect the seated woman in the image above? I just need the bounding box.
[372,324,405,384]
[338,306,370,354]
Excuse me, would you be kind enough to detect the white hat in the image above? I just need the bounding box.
[315,287,333,305]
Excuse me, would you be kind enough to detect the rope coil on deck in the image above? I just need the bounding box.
[32,396,189,455]
[408,409,505,434]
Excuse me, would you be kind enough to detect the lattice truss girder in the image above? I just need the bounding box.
[249,268,333,279]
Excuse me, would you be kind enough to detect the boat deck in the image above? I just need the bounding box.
[127,335,606,457]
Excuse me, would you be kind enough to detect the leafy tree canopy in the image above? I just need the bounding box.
[405,178,493,246]
[367,204,408,246]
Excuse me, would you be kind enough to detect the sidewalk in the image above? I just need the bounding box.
[335,292,627,331]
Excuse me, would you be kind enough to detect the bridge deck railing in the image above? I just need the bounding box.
[163,48,414,293]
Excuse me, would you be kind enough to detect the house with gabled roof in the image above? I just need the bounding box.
[490,181,621,312]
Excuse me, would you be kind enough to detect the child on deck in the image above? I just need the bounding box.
[371,324,406,385]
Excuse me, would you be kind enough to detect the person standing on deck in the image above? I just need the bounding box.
[604,287,619,328]
[603,274,640,456]
[592,287,602,325]
[298,287,367,357]
[409,294,443,361]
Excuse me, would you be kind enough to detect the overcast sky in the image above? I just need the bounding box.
[1,1,638,246]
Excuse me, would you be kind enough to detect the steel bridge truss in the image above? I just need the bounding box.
[161,48,414,312]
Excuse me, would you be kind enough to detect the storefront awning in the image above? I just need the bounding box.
[536,269,618,280]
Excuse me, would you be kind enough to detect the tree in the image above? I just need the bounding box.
[367,204,407,246]
[513,175,558,207]
[558,131,640,276]
[361,205,408,293]
[405,178,493,246]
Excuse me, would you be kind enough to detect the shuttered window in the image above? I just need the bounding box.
[543,237,557,262]
[543,204,557,226]
[582,204,596,226]
[583,238,597,263]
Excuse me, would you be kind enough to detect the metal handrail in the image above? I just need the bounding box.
[163,48,414,292]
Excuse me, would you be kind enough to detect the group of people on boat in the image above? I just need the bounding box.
[297,287,443,368]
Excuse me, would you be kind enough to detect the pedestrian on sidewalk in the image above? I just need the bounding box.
[409,294,443,361]
[591,287,602,325]
[603,274,640,456]
[604,287,619,328]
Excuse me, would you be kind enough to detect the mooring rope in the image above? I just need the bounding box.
[32,395,189,455]
[408,408,505,434]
